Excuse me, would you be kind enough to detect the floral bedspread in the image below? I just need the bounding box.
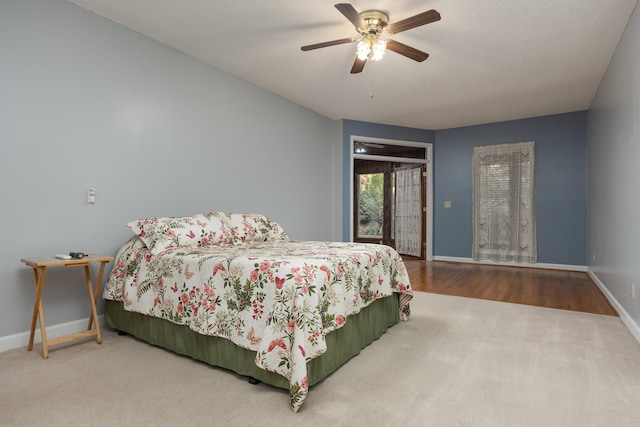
[103,237,412,411]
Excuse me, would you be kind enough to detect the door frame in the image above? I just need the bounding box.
[349,135,433,261]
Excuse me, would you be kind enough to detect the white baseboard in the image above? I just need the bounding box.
[0,315,104,353]
[587,270,640,345]
[432,256,587,272]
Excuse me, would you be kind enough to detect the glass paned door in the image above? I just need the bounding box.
[354,159,425,259]
[351,137,432,260]
[395,165,425,258]
[356,173,386,239]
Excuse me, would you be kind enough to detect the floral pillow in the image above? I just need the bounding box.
[127,213,229,255]
[215,212,288,245]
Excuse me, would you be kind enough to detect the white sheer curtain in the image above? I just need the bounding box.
[472,141,536,263]
[395,167,422,257]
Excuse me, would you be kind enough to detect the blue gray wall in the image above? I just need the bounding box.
[341,114,588,266]
[588,2,640,336]
[0,0,341,339]
[433,112,588,265]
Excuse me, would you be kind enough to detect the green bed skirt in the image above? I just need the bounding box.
[104,294,400,389]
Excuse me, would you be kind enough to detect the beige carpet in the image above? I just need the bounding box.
[1,292,639,427]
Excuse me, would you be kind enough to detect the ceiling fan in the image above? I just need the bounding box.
[301,3,441,74]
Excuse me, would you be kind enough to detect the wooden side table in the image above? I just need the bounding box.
[20,255,114,359]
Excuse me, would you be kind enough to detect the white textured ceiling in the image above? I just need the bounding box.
[66,0,637,130]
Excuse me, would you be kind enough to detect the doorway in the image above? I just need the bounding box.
[349,136,432,261]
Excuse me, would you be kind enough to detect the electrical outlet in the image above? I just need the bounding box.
[631,283,635,299]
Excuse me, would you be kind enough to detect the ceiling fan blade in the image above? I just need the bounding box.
[387,9,441,34]
[350,57,367,74]
[335,3,366,29]
[301,37,355,51]
[386,40,429,62]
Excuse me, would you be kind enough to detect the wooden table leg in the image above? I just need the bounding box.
[84,264,102,344]
[87,261,108,331]
[29,266,49,359]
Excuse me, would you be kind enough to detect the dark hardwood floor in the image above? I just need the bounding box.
[404,260,618,316]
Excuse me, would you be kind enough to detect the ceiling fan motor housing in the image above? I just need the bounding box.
[357,10,389,35]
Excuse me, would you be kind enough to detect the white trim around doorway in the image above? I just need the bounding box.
[349,135,433,261]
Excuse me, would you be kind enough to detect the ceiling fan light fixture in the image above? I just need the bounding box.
[371,38,387,61]
[356,39,371,60]
[356,35,387,61]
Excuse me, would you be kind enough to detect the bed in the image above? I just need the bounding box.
[102,212,413,412]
